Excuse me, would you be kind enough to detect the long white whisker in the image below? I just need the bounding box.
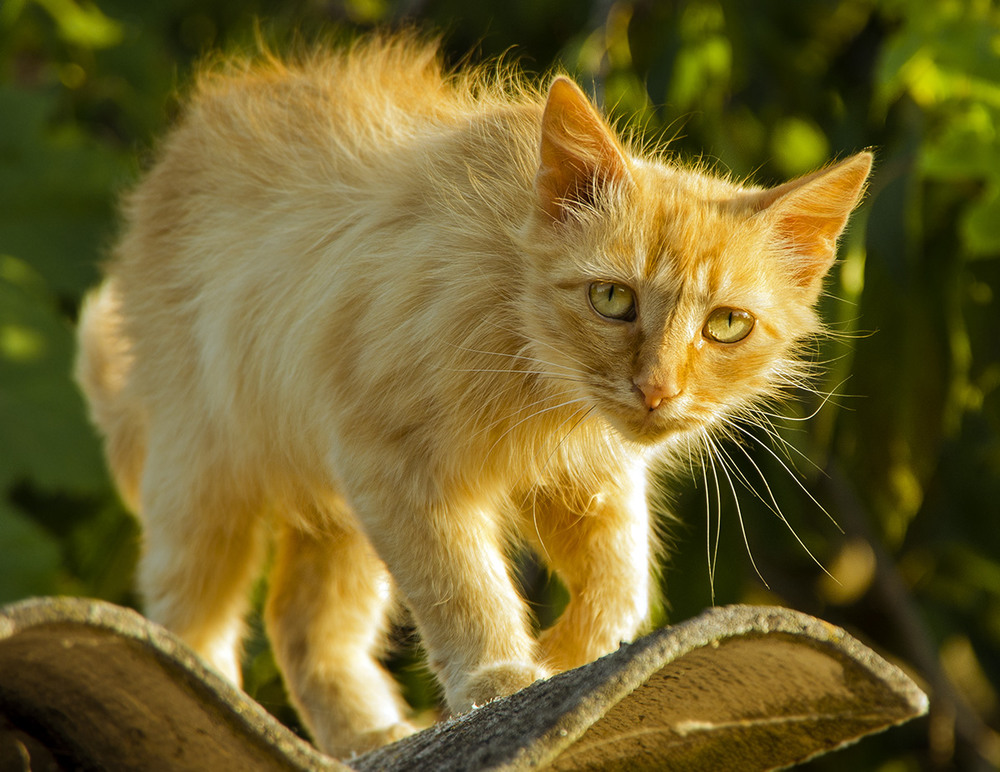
[473,390,579,440]
[444,342,584,376]
[696,441,718,604]
[479,319,594,371]
[703,432,768,589]
[710,435,771,508]
[722,428,837,581]
[436,365,589,383]
[686,433,716,603]
[525,405,597,564]
[478,396,591,471]
[773,375,857,410]
[537,405,597,480]
[742,411,809,470]
[732,423,844,533]
[708,442,722,591]
[701,454,714,602]
[527,488,551,565]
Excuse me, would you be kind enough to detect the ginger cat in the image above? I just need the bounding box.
[75,34,871,757]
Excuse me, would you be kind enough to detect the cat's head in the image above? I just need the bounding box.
[519,77,871,448]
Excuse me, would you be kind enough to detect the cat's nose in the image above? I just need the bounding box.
[633,377,683,410]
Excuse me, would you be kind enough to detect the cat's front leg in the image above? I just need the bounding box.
[527,470,655,672]
[355,491,549,714]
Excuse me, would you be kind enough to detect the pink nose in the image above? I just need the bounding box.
[634,378,683,410]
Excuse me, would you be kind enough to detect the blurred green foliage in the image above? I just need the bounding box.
[1,0,998,768]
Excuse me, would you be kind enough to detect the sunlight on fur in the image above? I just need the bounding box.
[74,32,871,758]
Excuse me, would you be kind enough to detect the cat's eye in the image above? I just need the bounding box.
[703,307,755,343]
[589,282,636,322]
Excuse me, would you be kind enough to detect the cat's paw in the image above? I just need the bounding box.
[449,661,549,714]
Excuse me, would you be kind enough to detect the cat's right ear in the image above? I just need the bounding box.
[535,77,632,222]
[754,152,873,297]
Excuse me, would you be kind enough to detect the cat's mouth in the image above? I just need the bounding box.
[604,401,702,445]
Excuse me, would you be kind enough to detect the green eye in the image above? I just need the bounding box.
[589,282,636,321]
[704,307,755,343]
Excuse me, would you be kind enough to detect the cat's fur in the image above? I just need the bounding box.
[75,34,871,757]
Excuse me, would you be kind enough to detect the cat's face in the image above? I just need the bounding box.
[522,77,871,449]
[524,166,823,447]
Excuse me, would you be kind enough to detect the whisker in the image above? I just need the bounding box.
[444,341,584,377]
[758,416,832,483]
[751,377,852,422]
[524,404,597,564]
[822,325,876,341]
[526,488,551,565]
[478,319,594,372]
[703,431,768,589]
[473,390,584,441]
[435,365,588,383]
[540,406,596,473]
[478,395,592,472]
[731,423,843,534]
[720,427,836,581]
[701,452,714,602]
[737,435,839,556]
[710,435,777,513]
[694,438,721,604]
[708,443,722,592]
[776,374,859,405]
[737,410,817,472]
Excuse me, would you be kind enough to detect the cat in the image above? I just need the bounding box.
[75,33,871,758]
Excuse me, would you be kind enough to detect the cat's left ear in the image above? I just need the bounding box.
[755,152,873,296]
[535,77,633,222]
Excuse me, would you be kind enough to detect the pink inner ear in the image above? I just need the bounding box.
[775,211,847,289]
[535,77,631,220]
[759,153,873,291]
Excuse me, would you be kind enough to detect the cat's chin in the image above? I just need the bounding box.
[606,410,697,447]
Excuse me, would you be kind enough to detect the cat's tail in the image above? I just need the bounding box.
[75,279,145,512]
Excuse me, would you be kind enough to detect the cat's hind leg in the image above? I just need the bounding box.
[265,517,415,757]
[137,433,267,684]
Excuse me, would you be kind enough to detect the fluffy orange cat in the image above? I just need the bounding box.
[76,34,871,757]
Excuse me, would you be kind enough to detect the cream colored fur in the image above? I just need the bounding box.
[75,34,871,757]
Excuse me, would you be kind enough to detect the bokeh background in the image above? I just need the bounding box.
[2,0,999,769]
